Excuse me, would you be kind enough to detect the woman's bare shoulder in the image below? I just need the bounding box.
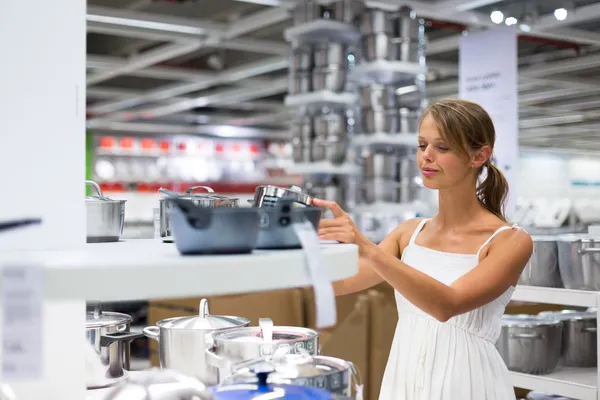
[387,217,427,247]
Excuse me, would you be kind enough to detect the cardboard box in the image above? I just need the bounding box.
[368,290,398,400]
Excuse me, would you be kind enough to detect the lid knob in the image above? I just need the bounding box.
[199,298,210,319]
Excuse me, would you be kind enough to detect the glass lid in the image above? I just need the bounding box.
[157,299,250,330]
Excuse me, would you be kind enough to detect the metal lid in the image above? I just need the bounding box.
[157,299,250,330]
[104,368,213,400]
[86,310,132,329]
[161,186,237,207]
[501,314,562,328]
[85,180,125,204]
[212,319,318,344]
[538,309,596,321]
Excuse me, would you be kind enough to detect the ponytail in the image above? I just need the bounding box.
[477,162,509,222]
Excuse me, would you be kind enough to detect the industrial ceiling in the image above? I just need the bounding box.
[85,0,600,151]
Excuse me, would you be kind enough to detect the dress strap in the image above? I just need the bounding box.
[476,224,519,257]
[409,218,430,245]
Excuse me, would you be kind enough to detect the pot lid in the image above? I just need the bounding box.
[85,180,124,203]
[212,319,318,343]
[501,314,561,327]
[86,310,132,328]
[157,299,250,330]
[538,309,596,321]
[213,371,333,400]
[104,368,213,400]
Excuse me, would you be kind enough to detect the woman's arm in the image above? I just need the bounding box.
[363,228,532,322]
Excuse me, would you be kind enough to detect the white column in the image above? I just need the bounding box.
[0,1,87,399]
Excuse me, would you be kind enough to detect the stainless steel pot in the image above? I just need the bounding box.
[291,46,313,72]
[304,182,346,207]
[360,152,399,179]
[226,354,360,397]
[314,43,347,68]
[359,179,401,203]
[103,369,214,400]
[359,84,397,109]
[289,71,312,94]
[496,314,562,375]
[361,8,394,34]
[361,33,395,62]
[518,236,562,287]
[398,156,419,183]
[391,38,423,63]
[394,6,423,40]
[205,318,319,383]
[362,108,398,134]
[330,0,363,23]
[312,66,346,92]
[291,117,313,146]
[85,180,126,243]
[314,112,348,140]
[399,108,420,134]
[252,185,314,208]
[311,138,348,165]
[538,310,597,367]
[293,143,311,163]
[557,235,600,290]
[86,304,143,389]
[158,186,238,243]
[142,299,250,385]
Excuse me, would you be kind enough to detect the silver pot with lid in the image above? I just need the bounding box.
[158,186,239,242]
[206,318,320,383]
[225,352,362,398]
[86,180,126,243]
[557,235,600,290]
[103,368,214,400]
[251,185,314,208]
[143,299,250,385]
[86,303,143,389]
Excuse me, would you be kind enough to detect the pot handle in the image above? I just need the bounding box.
[185,186,214,194]
[100,331,144,347]
[199,298,210,319]
[578,248,600,255]
[583,327,597,333]
[143,326,160,341]
[205,347,231,369]
[509,332,543,339]
[348,361,364,400]
[259,318,274,342]
[86,180,105,198]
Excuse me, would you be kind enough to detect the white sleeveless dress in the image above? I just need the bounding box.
[378,218,518,400]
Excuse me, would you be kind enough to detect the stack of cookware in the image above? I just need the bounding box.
[138,299,361,399]
[357,149,422,204]
[292,109,350,165]
[291,0,364,26]
[359,83,421,135]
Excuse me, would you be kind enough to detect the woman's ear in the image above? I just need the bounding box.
[471,145,492,168]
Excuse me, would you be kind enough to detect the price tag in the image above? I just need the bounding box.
[292,220,337,328]
[2,264,44,380]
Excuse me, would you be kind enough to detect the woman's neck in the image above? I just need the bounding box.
[436,179,487,229]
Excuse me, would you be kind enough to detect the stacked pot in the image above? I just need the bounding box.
[359,84,421,135]
[292,109,350,165]
[357,149,422,204]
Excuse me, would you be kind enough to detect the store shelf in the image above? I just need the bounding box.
[512,286,599,308]
[0,239,358,301]
[285,161,359,175]
[510,368,598,400]
[284,19,361,43]
[349,60,427,85]
[352,132,418,147]
[284,91,358,108]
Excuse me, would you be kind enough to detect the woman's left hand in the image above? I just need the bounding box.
[312,198,373,255]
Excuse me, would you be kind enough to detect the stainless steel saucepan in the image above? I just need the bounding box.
[85,180,126,243]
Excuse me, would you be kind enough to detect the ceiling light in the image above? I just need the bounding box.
[554,8,568,21]
[505,17,518,26]
[519,24,531,32]
[490,10,504,24]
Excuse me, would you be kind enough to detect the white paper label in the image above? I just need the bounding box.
[292,220,337,328]
[2,264,44,380]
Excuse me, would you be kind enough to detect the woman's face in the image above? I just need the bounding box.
[416,113,473,190]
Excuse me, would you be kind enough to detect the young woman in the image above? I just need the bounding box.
[312,98,533,400]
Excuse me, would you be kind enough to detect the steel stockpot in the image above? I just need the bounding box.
[85,180,126,243]
[496,314,562,375]
[557,235,600,290]
[205,318,319,383]
[538,309,597,367]
[518,236,562,288]
[158,186,238,242]
[86,303,144,389]
[225,353,361,398]
[251,185,313,208]
[143,298,250,385]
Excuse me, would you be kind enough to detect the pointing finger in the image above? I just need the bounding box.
[312,198,346,218]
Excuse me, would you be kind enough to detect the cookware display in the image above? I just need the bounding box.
[225,353,360,398]
[86,303,144,389]
[143,299,251,385]
[311,137,348,165]
[167,198,260,255]
[86,180,126,243]
[251,185,314,208]
[557,235,600,290]
[518,236,562,287]
[291,0,363,27]
[303,179,347,210]
[496,314,563,375]
[206,318,319,383]
[103,368,214,400]
[255,200,323,249]
[158,186,238,243]
[538,309,597,367]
